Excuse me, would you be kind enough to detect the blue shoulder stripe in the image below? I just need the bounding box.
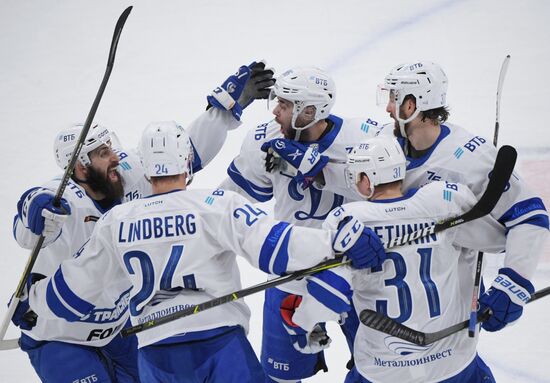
[259,222,291,274]
[498,197,549,229]
[227,161,273,202]
[48,268,94,319]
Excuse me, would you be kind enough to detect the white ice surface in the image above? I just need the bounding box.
[1,1,549,382]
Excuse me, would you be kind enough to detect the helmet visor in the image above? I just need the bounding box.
[376,84,392,107]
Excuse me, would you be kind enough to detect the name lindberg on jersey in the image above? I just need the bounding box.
[118,213,198,244]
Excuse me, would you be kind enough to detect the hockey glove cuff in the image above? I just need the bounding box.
[9,273,45,331]
[333,216,386,269]
[260,139,329,189]
[18,187,71,239]
[208,61,271,121]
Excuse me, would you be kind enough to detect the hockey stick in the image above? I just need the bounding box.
[468,54,511,337]
[121,145,517,337]
[360,285,550,347]
[0,6,133,350]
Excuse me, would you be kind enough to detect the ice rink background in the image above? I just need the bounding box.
[0,0,549,381]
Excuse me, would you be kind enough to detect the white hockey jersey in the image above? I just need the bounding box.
[13,108,240,346]
[220,115,380,293]
[379,123,549,279]
[29,189,336,348]
[299,181,507,383]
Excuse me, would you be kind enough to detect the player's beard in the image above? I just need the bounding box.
[281,125,297,140]
[276,116,297,140]
[86,166,124,201]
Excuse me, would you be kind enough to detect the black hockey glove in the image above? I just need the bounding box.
[237,60,275,108]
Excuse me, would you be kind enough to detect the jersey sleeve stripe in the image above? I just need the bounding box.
[505,213,549,231]
[49,268,95,318]
[45,279,82,322]
[190,140,203,173]
[259,222,291,274]
[498,197,549,229]
[12,215,18,240]
[306,270,352,314]
[227,161,273,202]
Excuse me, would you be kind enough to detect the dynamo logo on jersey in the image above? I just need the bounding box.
[274,139,286,150]
[384,336,432,356]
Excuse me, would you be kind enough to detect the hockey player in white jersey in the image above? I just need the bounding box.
[285,135,535,382]
[375,61,548,333]
[25,122,382,383]
[217,66,386,381]
[10,61,276,383]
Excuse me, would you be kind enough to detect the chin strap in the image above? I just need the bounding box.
[396,107,420,138]
[291,112,319,135]
[72,175,88,184]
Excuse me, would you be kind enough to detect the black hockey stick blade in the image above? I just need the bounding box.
[388,145,517,249]
[0,7,132,344]
[360,285,550,346]
[359,309,429,346]
[446,145,516,226]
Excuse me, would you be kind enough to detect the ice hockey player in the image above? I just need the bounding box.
[24,121,385,383]
[285,134,537,382]
[216,66,385,382]
[375,61,548,335]
[9,61,275,382]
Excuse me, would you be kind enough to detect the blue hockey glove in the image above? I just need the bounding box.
[332,216,386,269]
[479,267,535,332]
[9,273,45,331]
[207,61,274,121]
[261,139,329,189]
[280,294,331,354]
[18,187,71,243]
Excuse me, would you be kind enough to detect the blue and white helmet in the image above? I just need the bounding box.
[377,61,448,137]
[345,135,406,199]
[53,123,113,169]
[139,121,194,181]
[270,66,336,131]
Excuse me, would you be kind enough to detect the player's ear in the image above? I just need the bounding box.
[75,162,88,178]
[404,96,417,113]
[361,172,371,189]
[303,105,316,122]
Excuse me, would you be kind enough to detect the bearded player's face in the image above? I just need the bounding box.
[87,144,124,200]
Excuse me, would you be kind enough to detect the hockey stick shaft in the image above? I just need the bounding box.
[469,54,511,336]
[360,285,550,347]
[0,6,133,346]
[493,54,511,147]
[121,145,517,337]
